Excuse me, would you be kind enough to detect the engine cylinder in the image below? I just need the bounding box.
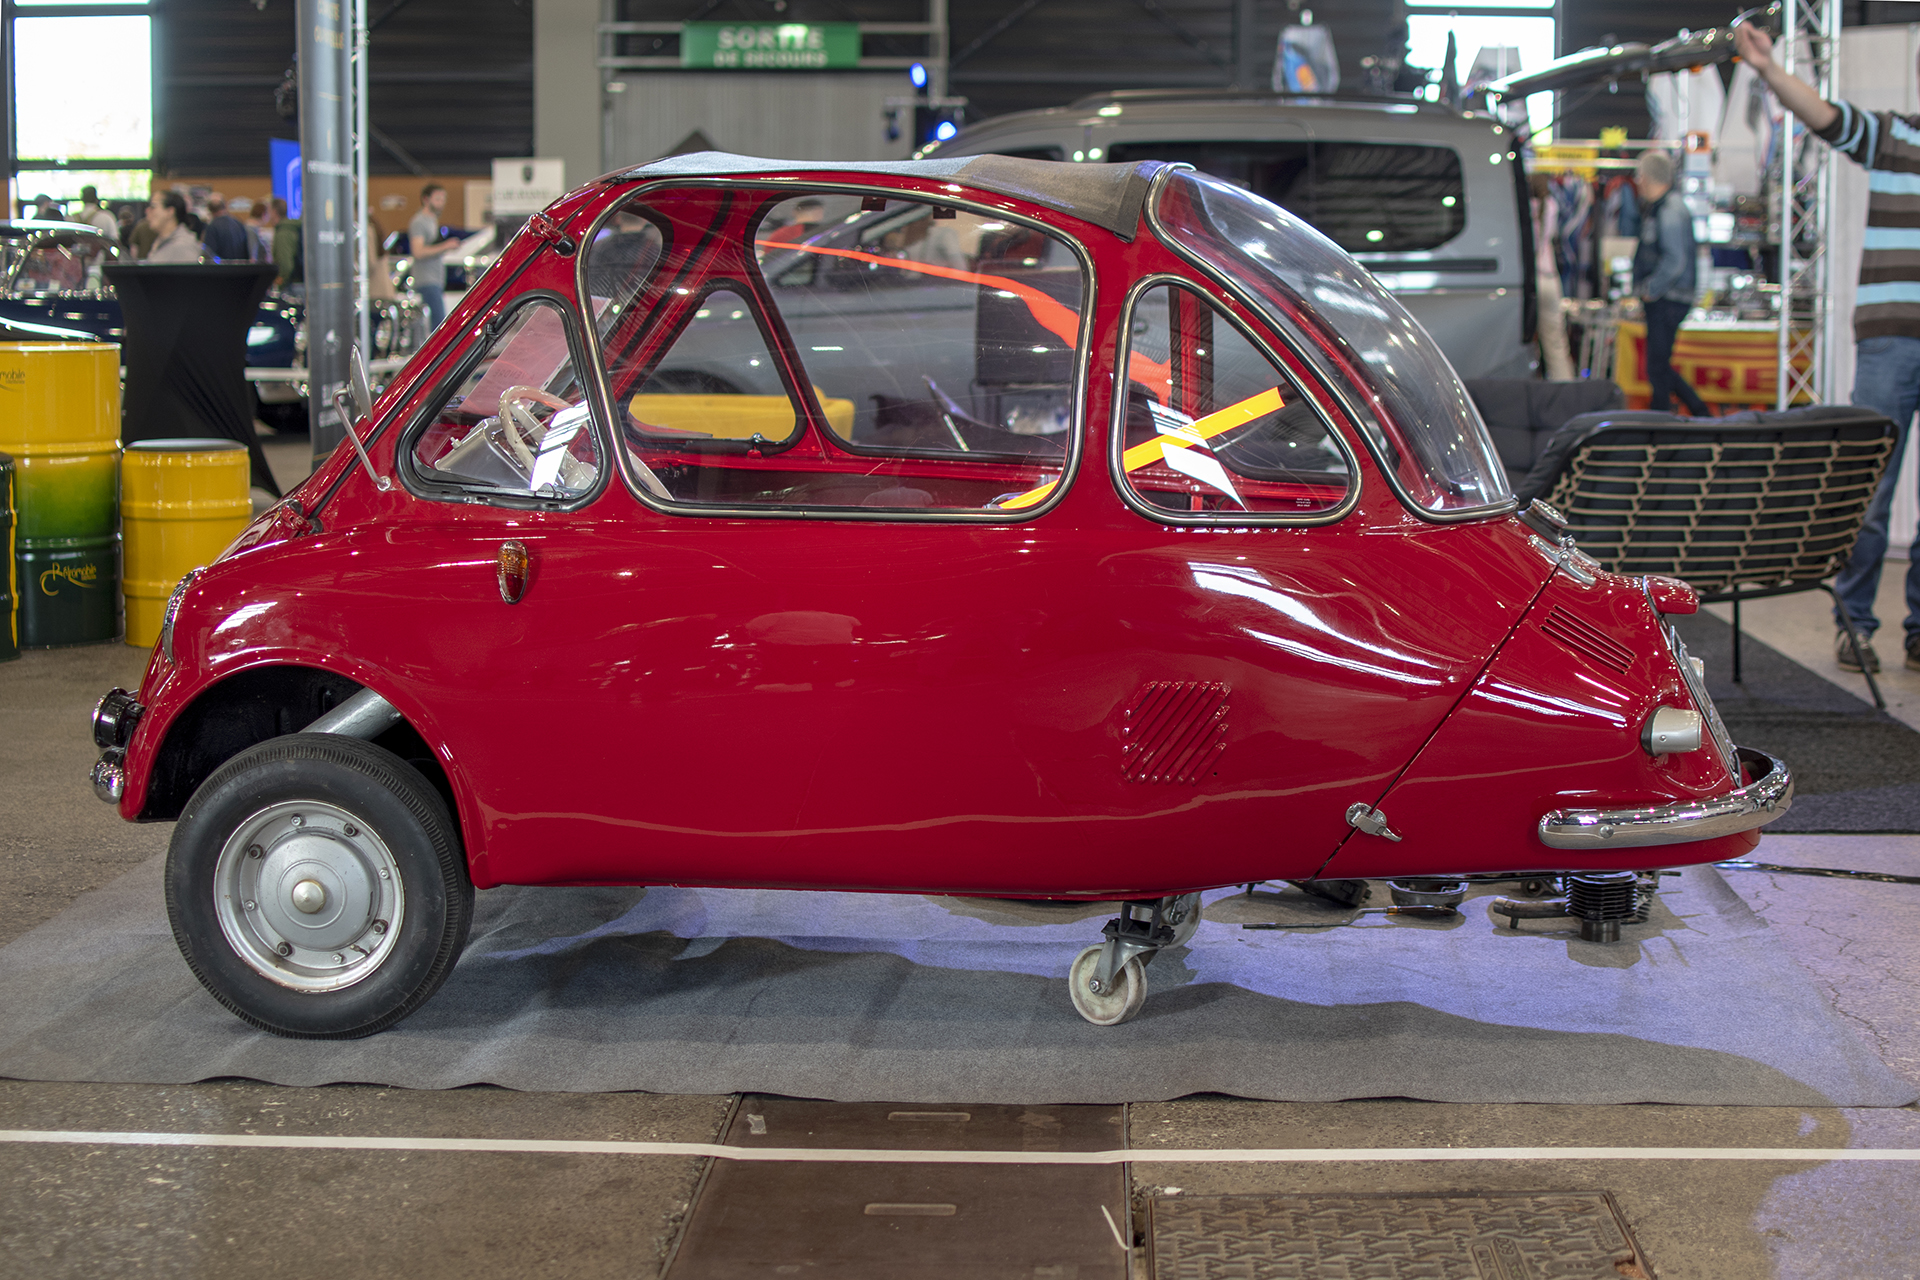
[1568,870,1640,942]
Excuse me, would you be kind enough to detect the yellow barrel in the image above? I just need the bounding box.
[121,439,252,647]
[0,343,122,646]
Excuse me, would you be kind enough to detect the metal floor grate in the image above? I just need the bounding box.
[1149,1191,1649,1280]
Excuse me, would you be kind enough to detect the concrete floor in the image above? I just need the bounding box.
[1705,562,1920,731]
[3,436,1917,1279]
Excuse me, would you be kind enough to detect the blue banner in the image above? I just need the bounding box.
[270,138,302,220]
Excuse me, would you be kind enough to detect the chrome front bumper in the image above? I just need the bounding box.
[1537,747,1792,851]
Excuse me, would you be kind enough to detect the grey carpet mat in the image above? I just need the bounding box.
[1672,612,1920,833]
[1,855,1912,1107]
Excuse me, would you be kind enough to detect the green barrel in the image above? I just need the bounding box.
[18,532,119,647]
[0,343,122,647]
[0,452,16,661]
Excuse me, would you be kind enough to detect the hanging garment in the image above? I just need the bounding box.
[1648,67,1729,147]
[1714,61,1768,197]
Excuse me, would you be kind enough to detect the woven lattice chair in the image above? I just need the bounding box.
[1514,405,1898,707]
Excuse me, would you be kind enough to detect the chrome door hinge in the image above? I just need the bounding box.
[1345,802,1403,842]
[526,212,577,257]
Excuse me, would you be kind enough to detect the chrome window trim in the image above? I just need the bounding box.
[576,176,1095,525]
[1141,164,1518,526]
[1107,272,1361,528]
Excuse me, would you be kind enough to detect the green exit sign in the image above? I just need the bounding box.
[680,22,860,70]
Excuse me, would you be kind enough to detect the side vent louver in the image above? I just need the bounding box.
[1121,681,1229,784]
[1540,606,1635,674]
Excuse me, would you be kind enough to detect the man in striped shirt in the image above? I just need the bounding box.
[1738,21,1920,675]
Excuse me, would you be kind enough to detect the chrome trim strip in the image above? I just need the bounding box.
[1537,747,1792,850]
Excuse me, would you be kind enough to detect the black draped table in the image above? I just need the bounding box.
[104,263,281,496]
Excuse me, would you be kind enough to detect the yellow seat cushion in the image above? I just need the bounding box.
[628,392,855,442]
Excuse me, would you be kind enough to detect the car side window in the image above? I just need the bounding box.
[408,299,602,501]
[14,240,88,294]
[1105,140,1465,254]
[1117,282,1351,520]
[595,186,1086,516]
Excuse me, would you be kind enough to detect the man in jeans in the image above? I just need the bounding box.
[1738,21,1920,674]
[1632,150,1713,418]
[408,183,463,332]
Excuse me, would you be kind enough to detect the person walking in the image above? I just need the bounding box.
[1631,150,1714,418]
[408,183,462,332]
[1737,21,1920,674]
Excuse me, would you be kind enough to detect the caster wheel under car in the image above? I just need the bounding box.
[164,733,474,1039]
[1068,942,1148,1026]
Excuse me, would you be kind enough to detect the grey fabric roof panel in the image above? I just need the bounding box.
[614,150,1161,241]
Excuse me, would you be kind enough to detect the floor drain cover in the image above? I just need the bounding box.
[666,1098,1129,1279]
[1149,1192,1648,1280]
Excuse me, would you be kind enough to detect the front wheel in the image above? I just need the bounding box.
[165,733,473,1038]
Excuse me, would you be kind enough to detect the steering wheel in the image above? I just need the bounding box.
[496,384,574,471]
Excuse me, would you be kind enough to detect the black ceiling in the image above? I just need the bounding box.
[158,0,1915,176]
[159,0,532,177]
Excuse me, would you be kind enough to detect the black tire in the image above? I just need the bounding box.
[165,733,473,1038]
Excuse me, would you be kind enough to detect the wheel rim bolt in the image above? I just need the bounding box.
[371,919,388,935]
[275,942,292,957]
[332,953,344,963]
[289,815,304,828]
[243,900,256,912]
[246,844,263,859]
[343,823,358,837]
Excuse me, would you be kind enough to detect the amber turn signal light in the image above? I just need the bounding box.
[498,540,529,603]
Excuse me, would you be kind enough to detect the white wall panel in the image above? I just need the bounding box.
[535,0,603,190]
[606,73,914,170]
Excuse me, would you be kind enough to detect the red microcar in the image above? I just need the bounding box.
[88,155,1792,1037]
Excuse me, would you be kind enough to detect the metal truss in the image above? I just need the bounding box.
[1776,0,1840,409]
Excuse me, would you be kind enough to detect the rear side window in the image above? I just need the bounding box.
[1106,139,1465,253]
[1116,281,1351,520]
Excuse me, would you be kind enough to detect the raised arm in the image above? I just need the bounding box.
[1735,23,1839,133]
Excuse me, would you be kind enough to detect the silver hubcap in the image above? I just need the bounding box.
[213,800,405,992]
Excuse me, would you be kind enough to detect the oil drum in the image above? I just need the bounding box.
[0,451,17,662]
[0,343,122,647]
[122,439,251,647]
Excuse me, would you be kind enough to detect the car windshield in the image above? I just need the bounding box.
[1153,169,1509,516]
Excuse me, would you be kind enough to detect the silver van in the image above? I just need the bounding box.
[926,90,1537,380]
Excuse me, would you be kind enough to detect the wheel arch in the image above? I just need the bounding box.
[137,664,461,844]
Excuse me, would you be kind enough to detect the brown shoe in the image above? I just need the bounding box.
[1837,630,1881,674]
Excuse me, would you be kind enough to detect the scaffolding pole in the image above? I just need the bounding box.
[1777,0,1840,410]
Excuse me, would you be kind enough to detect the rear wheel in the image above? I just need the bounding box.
[165,733,472,1038]
[1068,943,1148,1026]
